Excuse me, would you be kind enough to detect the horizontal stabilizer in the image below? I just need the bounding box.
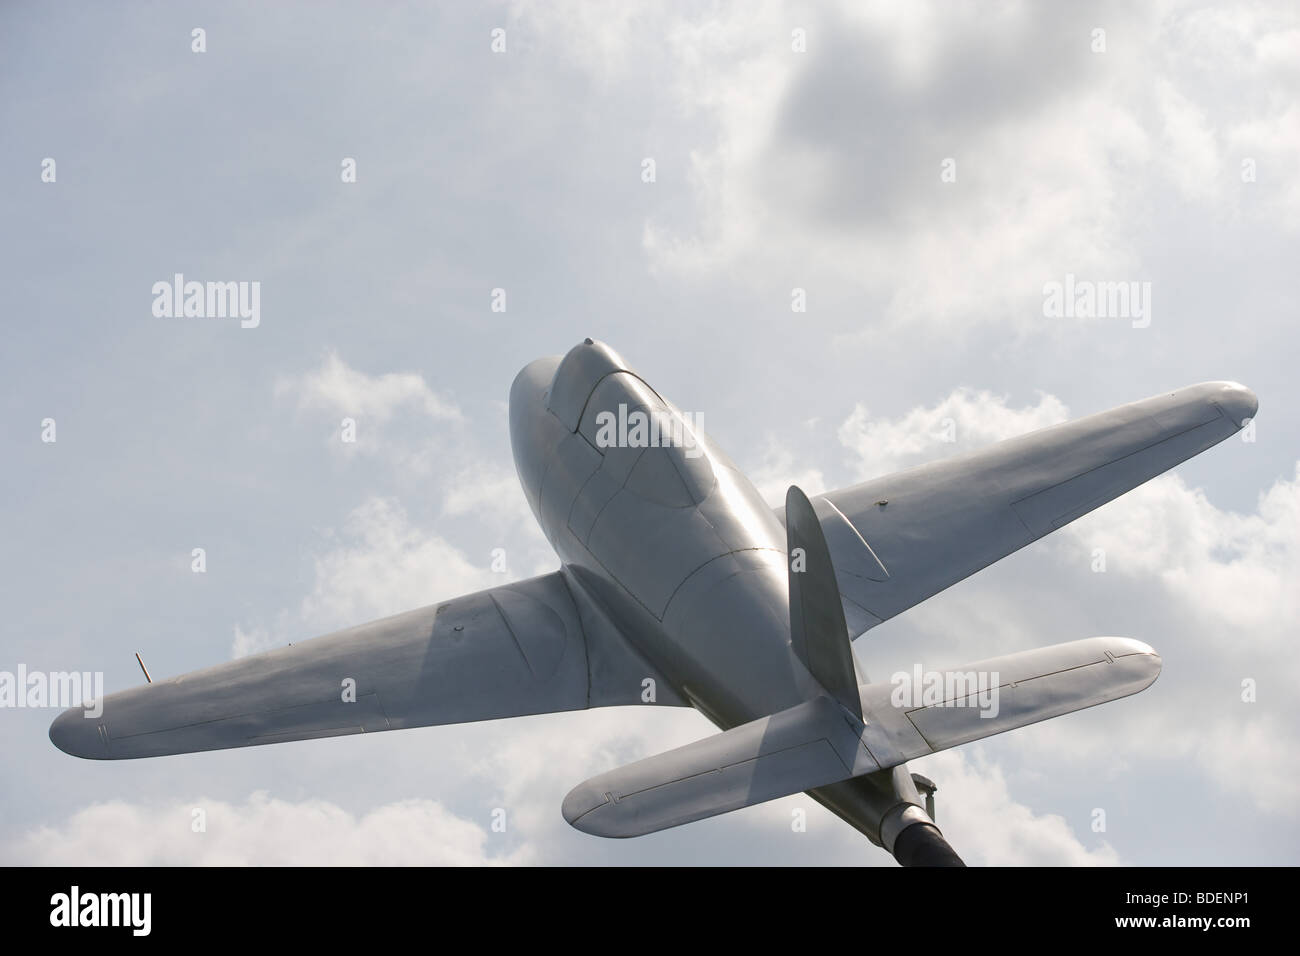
[857,637,1161,767]
[562,696,878,837]
[564,637,1159,838]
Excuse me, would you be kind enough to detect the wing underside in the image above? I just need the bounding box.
[808,381,1257,634]
[564,642,1154,837]
[50,570,683,759]
[563,696,874,837]
[564,637,1160,837]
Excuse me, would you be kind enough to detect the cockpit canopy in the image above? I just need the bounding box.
[546,339,627,430]
[548,339,716,506]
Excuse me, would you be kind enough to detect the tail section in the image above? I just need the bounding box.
[561,634,1158,858]
[561,483,1161,865]
[786,485,862,719]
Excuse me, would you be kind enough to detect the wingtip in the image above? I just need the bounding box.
[1209,381,1259,426]
[561,781,608,831]
[48,705,109,759]
[1105,637,1162,689]
[561,782,638,838]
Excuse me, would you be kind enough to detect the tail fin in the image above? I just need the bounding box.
[786,485,862,719]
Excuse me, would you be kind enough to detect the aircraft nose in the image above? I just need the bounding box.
[49,705,108,759]
[1212,381,1259,426]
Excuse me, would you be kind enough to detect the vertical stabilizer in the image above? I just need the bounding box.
[786,485,863,720]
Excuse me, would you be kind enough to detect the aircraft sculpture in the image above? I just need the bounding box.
[50,339,1258,865]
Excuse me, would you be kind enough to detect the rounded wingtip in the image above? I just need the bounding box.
[1107,636,1158,657]
[561,782,638,838]
[48,705,108,759]
[561,783,605,831]
[1210,381,1259,425]
[1096,636,1162,688]
[1103,638,1163,694]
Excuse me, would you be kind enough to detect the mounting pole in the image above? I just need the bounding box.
[135,652,152,684]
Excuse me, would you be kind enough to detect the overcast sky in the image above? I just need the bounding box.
[3,0,1297,865]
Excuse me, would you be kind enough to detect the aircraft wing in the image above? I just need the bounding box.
[808,381,1257,634]
[49,570,684,760]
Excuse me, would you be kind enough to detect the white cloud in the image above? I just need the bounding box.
[1042,463,1300,814]
[440,466,525,520]
[1149,79,1217,206]
[1226,105,1300,230]
[299,497,495,630]
[1062,464,1300,639]
[636,2,1155,330]
[617,1,1300,331]
[440,466,556,577]
[231,622,276,660]
[747,435,828,507]
[233,496,495,657]
[274,352,463,474]
[917,749,1121,866]
[838,386,1069,481]
[277,351,461,424]
[9,792,526,866]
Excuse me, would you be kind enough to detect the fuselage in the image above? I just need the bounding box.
[509,340,922,846]
[509,340,822,728]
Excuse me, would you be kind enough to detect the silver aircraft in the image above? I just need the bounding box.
[50,339,1258,866]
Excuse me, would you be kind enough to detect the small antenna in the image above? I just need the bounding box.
[135,652,152,684]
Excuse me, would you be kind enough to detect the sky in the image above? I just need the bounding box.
[2,0,1297,865]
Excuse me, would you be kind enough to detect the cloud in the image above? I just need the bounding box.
[623,0,1300,331]
[298,497,496,629]
[1062,464,1300,639]
[274,352,463,474]
[637,1,1155,330]
[233,496,496,657]
[747,434,828,506]
[277,351,461,424]
[9,792,526,866]
[1043,463,1300,814]
[837,386,1069,481]
[918,749,1121,866]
